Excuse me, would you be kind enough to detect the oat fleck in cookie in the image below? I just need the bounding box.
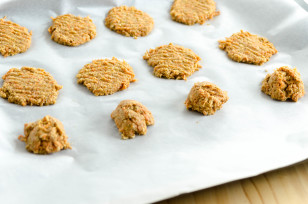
[219,30,277,65]
[48,14,96,46]
[0,17,32,57]
[0,67,62,106]
[185,82,228,115]
[170,0,219,25]
[18,115,71,154]
[111,100,154,140]
[105,6,154,38]
[143,43,201,80]
[261,66,305,102]
[76,57,136,96]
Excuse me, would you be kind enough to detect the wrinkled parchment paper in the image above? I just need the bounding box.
[1,0,308,203]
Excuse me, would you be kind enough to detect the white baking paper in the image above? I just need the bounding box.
[1,0,308,203]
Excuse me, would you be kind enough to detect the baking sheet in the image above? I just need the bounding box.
[1,0,308,203]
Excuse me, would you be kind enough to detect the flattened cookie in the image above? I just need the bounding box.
[0,17,32,57]
[111,100,154,139]
[48,14,96,46]
[143,43,201,80]
[261,66,305,102]
[170,0,219,25]
[219,30,277,65]
[0,67,62,106]
[76,57,136,96]
[105,6,154,38]
[185,82,228,115]
[18,115,71,154]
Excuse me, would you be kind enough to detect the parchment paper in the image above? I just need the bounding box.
[1,0,308,203]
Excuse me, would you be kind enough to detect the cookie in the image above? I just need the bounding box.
[111,100,154,140]
[0,67,62,106]
[261,66,305,102]
[170,0,219,25]
[185,82,228,115]
[48,14,96,46]
[76,57,136,96]
[219,30,277,65]
[143,43,201,80]
[0,17,32,57]
[105,6,154,38]
[18,115,71,154]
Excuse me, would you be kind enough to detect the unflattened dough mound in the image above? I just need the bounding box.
[185,82,228,115]
[105,6,154,38]
[18,115,71,154]
[111,100,154,140]
[143,43,201,80]
[0,17,32,57]
[261,66,305,102]
[170,0,219,25]
[48,14,96,46]
[0,67,62,106]
[76,57,136,96]
[219,30,277,65]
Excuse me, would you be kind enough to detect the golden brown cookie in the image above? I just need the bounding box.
[0,17,32,57]
[185,82,228,115]
[261,66,305,102]
[0,67,62,106]
[111,100,154,140]
[143,43,201,80]
[219,30,277,65]
[48,14,96,46]
[18,115,71,154]
[105,6,154,38]
[170,0,219,25]
[76,57,136,96]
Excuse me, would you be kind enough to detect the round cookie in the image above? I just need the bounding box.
[261,66,305,102]
[0,67,62,106]
[48,14,96,46]
[76,57,136,96]
[0,17,32,57]
[111,100,154,140]
[219,30,277,65]
[105,6,154,38]
[143,43,201,80]
[170,0,219,25]
[18,115,71,154]
[185,82,228,115]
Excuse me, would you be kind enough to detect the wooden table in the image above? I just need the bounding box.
[157,161,308,204]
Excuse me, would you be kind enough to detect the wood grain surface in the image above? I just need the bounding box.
[157,161,308,204]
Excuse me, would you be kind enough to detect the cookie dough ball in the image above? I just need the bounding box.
[111,100,154,140]
[261,66,305,102]
[219,30,277,65]
[143,43,201,80]
[0,17,32,57]
[185,82,228,115]
[48,14,96,46]
[105,6,154,38]
[170,0,219,25]
[18,116,71,154]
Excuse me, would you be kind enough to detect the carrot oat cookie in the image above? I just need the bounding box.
[111,100,154,140]
[76,57,136,96]
[261,66,305,102]
[48,14,96,46]
[0,17,32,57]
[0,67,62,106]
[170,0,219,25]
[18,115,71,154]
[143,43,201,80]
[185,82,228,115]
[219,30,277,65]
[105,6,154,38]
